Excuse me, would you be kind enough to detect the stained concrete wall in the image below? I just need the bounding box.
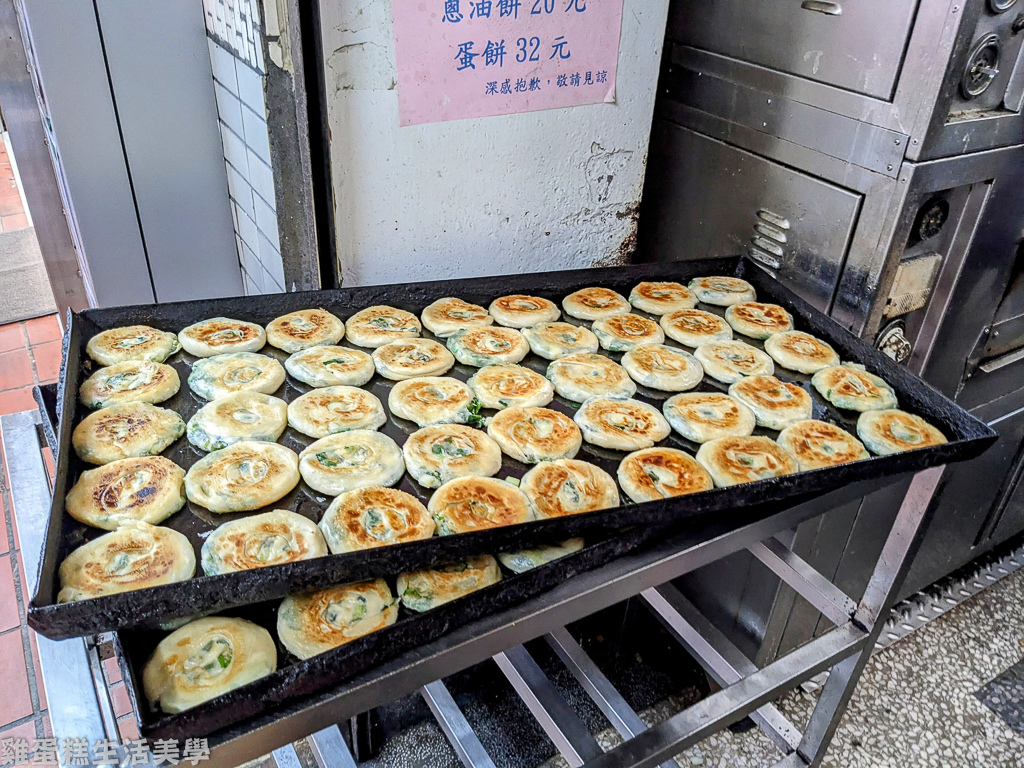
[320,0,670,286]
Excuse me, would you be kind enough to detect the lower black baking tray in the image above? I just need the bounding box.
[28,256,996,639]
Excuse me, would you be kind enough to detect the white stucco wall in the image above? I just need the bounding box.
[320,0,670,286]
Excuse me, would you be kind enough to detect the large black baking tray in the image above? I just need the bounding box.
[27,256,995,638]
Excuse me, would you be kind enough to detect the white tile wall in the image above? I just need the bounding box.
[204,3,283,296]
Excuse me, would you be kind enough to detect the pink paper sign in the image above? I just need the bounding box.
[392,0,624,126]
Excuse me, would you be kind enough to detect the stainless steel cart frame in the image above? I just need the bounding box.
[2,407,944,768]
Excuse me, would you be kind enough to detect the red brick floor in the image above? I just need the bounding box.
[0,313,60,747]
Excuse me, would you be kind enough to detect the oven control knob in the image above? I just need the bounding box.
[877,322,912,364]
[961,34,1001,99]
[989,0,1018,13]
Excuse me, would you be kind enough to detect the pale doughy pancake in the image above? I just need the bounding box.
[80,361,180,409]
[398,555,501,612]
[287,386,386,438]
[520,459,619,519]
[764,331,839,374]
[372,338,454,380]
[298,430,404,495]
[522,322,599,360]
[629,281,697,315]
[58,522,195,603]
[812,365,898,412]
[574,397,671,451]
[188,352,285,401]
[562,287,631,321]
[487,406,581,463]
[489,295,560,328]
[857,409,947,456]
[278,580,397,660]
[143,617,276,713]
[728,375,812,431]
[617,447,714,503]
[688,276,756,306]
[447,327,529,367]
[592,314,666,352]
[660,309,733,348]
[345,305,421,348]
[402,424,502,488]
[546,353,636,402]
[266,309,345,352]
[187,392,287,451]
[178,317,266,357]
[778,420,869,471]
[696,436,797,487]
[284,346,375,388]
[468,365,554,409]
[388,377,476,427]
[421,298,493,337]
[662,392,756,444]
[73,403,185,465]
[694,340,774,383]
[498,538,585,573]
[201,510,327,575]
[185,440,300,513]
[66,456,186,530]
[429,476,536,535]
[319,486,434,553]
[87,325,180,365]
[725,302,794,339]
[621,344,703,392]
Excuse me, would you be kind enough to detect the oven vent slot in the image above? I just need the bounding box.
[749,209,790,269]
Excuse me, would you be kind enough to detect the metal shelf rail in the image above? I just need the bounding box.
[2,407,943,768]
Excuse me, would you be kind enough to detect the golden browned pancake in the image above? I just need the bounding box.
[467,364,554,409]
[58,521,195,603]
[522,322,599,360]
[319,486,434,552]
[397,555,501,612]
[287,386,386,438]
[724,302,794,339]
[777,420,870,471]
[80,361,180,409]
[87,325,180,365]
[695,436,797,487]
[421,298,493,337]
[65,456,187,530]
[402,424,503,487]
[660,309,733,348]
[487,406,582,463]
[277,580,398,660]
[592,314,666,352]
[574,397,671,451]
[428,477,535,535]
[200,510,328,575]
[345,305,422,348]
[812,365,898,412]
[73,402,185,465]
[621,344,703,392]
[546,353,637,402]
[520,459,619,518]
[694,340,774,383]
[185,440,300,513]
[629,282,697,315]
[372,338,455,380]
[178,317,266,357]
[763,331,839,374]
[489,295,560,328]
[143,616,276,712]
[663,392,756,443]
[265,309,345,352]
[562,287,631,321]
[856,409,947,456]
[617,447,713,503]
[284,345,375,387]
[388,377,476,427]
[728,375,812,430]
[688,276,756,306]
[447,327,529,367]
